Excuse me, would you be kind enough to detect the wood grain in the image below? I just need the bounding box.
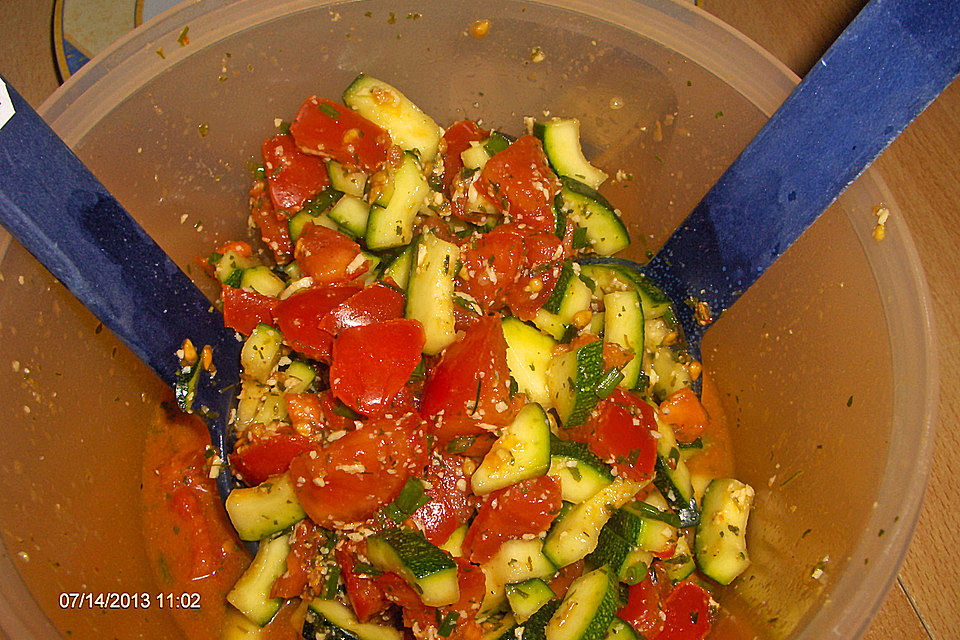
[1,1,958,639]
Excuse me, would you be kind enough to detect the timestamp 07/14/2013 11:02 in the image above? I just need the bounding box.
[59,592,201,610]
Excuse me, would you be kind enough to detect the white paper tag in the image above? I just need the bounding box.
[0,80,15,130]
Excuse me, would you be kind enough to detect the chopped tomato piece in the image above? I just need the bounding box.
[464,475,562,563]
[603,341,635,371]
[419,215,461,245]
[411,453,478,545]
[378,558,485,635]
[218,240,253,258]
[249,178,294,263]
[271,521,332,599]
[549,560,584,599]
[422,316,518,427]
[659,388,709,443]
[618,576,665,639]
[658,582,712,640]
[330,319,426,417]
[289,412,427,526]
[477,135,560,233]
[230,431,313,486]
[167,482,229,581]
[583,388,658,483]
[221,285,279,335]
[522,230,566,267]
[285,393,324,431]
[337,542,389,622]
[290,96,392,172]
[295,222,368,285]
[456,226,524,312]
[261,133,331,213]
[442,120,488,190]
[505,259,563,321]
[318,282,406,336]
[275,284,362,361]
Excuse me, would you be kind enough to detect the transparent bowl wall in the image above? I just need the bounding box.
[0,1,937,639]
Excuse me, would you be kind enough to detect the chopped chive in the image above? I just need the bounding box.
[318,102,341,120]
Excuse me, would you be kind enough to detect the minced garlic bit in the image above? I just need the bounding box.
[872,204,889,242]
[470,19,491,39]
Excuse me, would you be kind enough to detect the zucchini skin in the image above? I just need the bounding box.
[695,478,754,585]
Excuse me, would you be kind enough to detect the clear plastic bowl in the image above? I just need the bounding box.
[0,1,937,639]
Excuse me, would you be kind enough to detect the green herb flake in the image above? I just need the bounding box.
[714,110,724,119]
[595,367,625,399]
[156,48,166,59]
[846,395,854,407]
[382,477,431,523]
[323,565,341,599]
[198,123,209,138]
[446,435,478,454]
[437,611,460,637]
[780,470,802,487]
[177,26,190,47]
[318,102,341,120]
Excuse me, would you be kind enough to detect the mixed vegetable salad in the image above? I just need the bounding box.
[194,74,755,640]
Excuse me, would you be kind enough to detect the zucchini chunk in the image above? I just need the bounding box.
[603,617,639,640]
[367,528,460,607]
[328,194,371,238]
[542,478,641,568]
[533,261,592,340]
[617,548,654,585]
[240,266,285,298]
[288,210,339,242]
[326,160,368,197]
[472,403,552,495]
[652,422,700,528]
[225,472,307,541]
[306,598,403,640]
[226,533,291,626]
[584,521,631,574]
[547,439,614,504]
[609,496,680,555]
[547,340,606,430]
[241,323,283,382]
[506,578,556,623]
[365,151,429,250]
[695,478,754,585]
[502,317,557,409]
[602,290,644,389]
[214,248,255,287]
[533,119,608,189]
[485,539,557,585]
[343,74,442,161]
[545,568,619,640]
[663,535,696,582]
[405,232,460,355]
[556,178,629,256]
[382,243,415,291]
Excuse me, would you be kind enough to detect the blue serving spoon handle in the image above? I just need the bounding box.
[634,0,960,354]
[0,77,242,497]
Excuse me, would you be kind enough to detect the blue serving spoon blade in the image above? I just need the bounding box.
[0,77,243,499]
[587,0,960,358]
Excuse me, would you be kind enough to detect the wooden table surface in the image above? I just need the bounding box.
[0,1,956,638]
